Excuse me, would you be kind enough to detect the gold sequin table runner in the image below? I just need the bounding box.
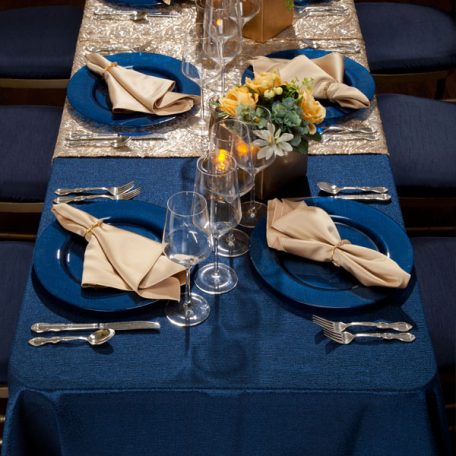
[52,0,388,158]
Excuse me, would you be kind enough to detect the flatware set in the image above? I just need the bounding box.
[312,315,416,344]
[53,181,141,204]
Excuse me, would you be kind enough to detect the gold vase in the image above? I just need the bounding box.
[255,150,308,201]
[242,0,294,43]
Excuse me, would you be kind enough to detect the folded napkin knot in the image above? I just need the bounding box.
[331,239,351,267]
[103,61,118,75]
[84,219,104,239]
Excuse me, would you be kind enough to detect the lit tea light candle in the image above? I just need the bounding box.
[235,141,249,157]
[216,18,224,34]
[215,148,229,172]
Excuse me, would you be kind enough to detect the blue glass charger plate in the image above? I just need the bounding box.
[241,49,375,125]
[249,198,413,310]
[33,201,166,313]
[294,0,332,6]
[67,53,200,129]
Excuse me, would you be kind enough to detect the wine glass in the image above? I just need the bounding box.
[204,0,242,93]
[163,191,212,327]
[211,118,255,257]
[226,0,260,67]
[239,106,275,228]
[182,34,221,135]
[194,152,242,294]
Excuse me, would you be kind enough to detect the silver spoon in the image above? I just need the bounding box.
[28,328,115,347]
[318,181,389,195]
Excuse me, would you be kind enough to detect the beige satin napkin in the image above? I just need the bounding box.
[251,53,370,110]
[52,203,186,301]
[86,53,199,116]
[266,199,410,288]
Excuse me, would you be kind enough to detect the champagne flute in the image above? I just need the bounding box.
[239,107,275,228]
[182,35,221,135]
[163,191,212,327]
[211,118,255,257]
[194,152,242,294]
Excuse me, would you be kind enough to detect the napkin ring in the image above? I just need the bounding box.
[103,62,118,75]
[331,239,351,267]
[84,220,103,239]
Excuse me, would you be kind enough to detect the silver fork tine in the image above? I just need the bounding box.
[116,181,136,194]
[119,188,141,200]
[312,315,336,330]
[323,329,345,344]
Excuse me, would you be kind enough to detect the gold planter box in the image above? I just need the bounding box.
[242,0,294,43]
[255,151,308,201]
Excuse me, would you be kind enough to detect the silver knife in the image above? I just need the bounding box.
[332,193,391,202]
[31,321,160,333]
[67,134,167,142]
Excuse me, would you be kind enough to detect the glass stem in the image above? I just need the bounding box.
[200,83,206,125]
[213,236,220,276]
[183,268,192,311]
[249,172,257,215]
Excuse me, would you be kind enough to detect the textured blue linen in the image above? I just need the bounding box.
[412,237,456,369]
[378,94,456,196]
[0,241,34,384]
[2,155,451,455]
[0,6,83,79]
[0,106,62,202]
[356,3,456,73]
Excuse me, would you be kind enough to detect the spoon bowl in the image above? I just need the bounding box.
[88,329,116,345]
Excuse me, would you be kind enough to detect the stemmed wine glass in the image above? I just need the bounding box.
[204,0,242,93]
[182,34,221,135]
[239,106,275,228]
[163,191,212,327]
[194,152,242,294]
[227,0,260,28]
[226,0,260,67]
[210,118,255,257]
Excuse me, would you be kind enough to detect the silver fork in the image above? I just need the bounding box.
[55,181,135,197]
[323,329,416,344]
[312,315,413,333]
[53,187,141,204]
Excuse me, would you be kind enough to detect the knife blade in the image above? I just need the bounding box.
[31,321,160,333]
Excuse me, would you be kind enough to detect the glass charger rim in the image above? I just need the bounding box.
[33,200,167,313]
[249,197,413,310]
[67,52,200,130]
[241,48,375,124]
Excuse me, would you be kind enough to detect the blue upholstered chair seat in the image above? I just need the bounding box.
[412,237,456,370]
[0,241,34,384]
[377,94,456,196]
[356,3,456,73]
[0,6,83,79]
[0,106,62,202]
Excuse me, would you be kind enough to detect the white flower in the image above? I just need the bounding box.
[253,123,294,160]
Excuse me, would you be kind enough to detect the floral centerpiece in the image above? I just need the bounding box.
[218,70,326,158]
[216,70,326,200]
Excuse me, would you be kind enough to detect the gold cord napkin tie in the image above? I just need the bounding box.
[84,220,104,239]
[52,203,186,301]
[331,239,351,267]
[103,61,118,75]
[266,199,410,288]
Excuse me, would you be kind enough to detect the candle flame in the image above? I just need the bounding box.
[215,148,229,172]
[236,141,249,156]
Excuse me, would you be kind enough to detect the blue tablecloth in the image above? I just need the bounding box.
[2,155,451,455]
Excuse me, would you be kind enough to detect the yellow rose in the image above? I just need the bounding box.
[245,71,282,95]
[219,86,258,117]
[300,88,326,125]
